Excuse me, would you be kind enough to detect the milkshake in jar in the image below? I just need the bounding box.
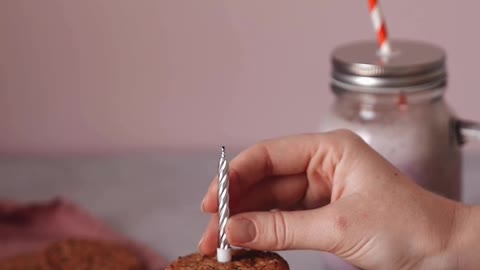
[318,39,480,269]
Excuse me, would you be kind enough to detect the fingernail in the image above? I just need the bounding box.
[198,234,204,248]
[228,218,256,244]
[200,197,206,212]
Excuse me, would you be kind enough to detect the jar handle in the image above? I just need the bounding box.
[457,119,480,145]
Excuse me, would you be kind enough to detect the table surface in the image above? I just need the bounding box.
[1,149,479,269]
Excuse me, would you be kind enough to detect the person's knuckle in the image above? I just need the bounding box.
[334,129,367,149]
[250,143,274,176]
[334,129,360,141]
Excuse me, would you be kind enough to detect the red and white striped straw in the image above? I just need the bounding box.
[368,0,391,55]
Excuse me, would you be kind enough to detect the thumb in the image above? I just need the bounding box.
[226,207,344,252]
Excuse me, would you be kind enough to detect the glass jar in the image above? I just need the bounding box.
[319,39,480,270]
[320,86,461,199]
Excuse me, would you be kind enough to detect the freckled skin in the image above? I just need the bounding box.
[335,216,348,232]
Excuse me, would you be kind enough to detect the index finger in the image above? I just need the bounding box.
[201,132,345,213]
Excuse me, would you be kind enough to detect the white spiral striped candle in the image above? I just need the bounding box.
[217,146,231,263]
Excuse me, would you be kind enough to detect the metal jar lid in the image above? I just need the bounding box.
[331,39,447,93]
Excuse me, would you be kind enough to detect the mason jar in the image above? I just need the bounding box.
[318,39,480,270]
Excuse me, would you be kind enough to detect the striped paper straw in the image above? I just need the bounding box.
[368,0,391,55]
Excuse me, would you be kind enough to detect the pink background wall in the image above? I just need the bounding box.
[0,0,479,153]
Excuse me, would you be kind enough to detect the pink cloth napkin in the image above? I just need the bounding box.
[0,197,165,269]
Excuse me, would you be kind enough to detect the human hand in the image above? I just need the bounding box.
[199,130,476,270]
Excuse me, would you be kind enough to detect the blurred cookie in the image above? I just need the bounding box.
[166,249,289,270]
[0,253,48,270]
[44,239,144,270]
